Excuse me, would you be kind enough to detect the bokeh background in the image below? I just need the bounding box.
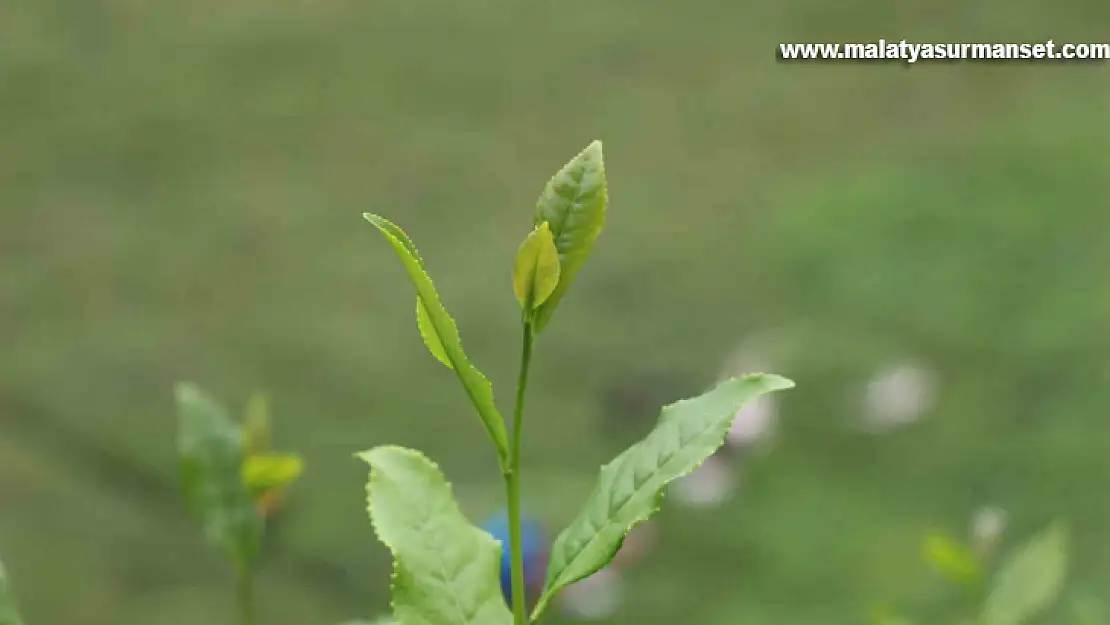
[3,1,1109,624]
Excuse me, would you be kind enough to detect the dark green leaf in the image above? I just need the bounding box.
[359,446,512,625]
[532,140,607,332]
[533,374,794,619]
[982,521,1068,625]
[364,214,510,465]
[176,382,262,566]
[0,560,25,625]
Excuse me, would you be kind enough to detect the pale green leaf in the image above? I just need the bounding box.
[241,453,304,495]
[359,446,512,625]
[417,298,453,369]
[242,391,271,456]
[364,214,509,464]
[176,382,262,566]
[532,140,607,332]
[922,531,982,589]
[512,221,561,310]
[533,373,795,619]
[982,521,1069,625]
[0,560,25,625]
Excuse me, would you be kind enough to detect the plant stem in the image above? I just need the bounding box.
[236,562,255,625]
[506,319,535,625]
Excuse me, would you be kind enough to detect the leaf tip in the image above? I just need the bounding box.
[356,445,428,473]
[742,372,795,391]
[578,140,605,173]
[363,213,394,235]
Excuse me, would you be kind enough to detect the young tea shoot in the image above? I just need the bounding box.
[359,140,795,625]
[882,520,1070,625]
[175,385,304,625]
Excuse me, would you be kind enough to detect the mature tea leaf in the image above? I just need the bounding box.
[982,521,1068,625]
[417,299,452,369]
[922,531,982,589]
[241,453,304,495]
[364,214,510,464]
[176,382,262,566]
[532,140,607,332]
[0,560,25,625]
[359,446,512,625]
[533,374,794,618]
[512,221,561,310]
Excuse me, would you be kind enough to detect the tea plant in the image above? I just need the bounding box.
[175,386,304,625]
[876,520,1076,625]
[358,139,795,625]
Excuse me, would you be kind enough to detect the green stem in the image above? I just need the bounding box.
[236,561,255,625]
[506,319,535,625]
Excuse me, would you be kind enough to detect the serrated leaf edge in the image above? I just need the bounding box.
[532,140,607,333]
[417,298,454,369]
[363,213,510,465]
[532,373,794,619]
[513,221,561,310]
[361,446,411,624]
[358,446,509,625]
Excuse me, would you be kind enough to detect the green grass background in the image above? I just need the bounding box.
[2,1,1109,624]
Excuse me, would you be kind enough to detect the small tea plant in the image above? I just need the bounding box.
[358,140,794,625]
[875,520,1076,625]
[175,386,304,625]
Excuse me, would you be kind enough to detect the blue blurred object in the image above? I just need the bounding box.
[481,510,548,609]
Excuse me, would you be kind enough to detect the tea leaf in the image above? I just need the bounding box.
[176,382,262,567]
[982,521,1068,625]
[533,373,794,618]
[241,453,304,495]
[532,140,607,332]
[359,446,512,625]
[512,221,561,310]
[922,531,982,589]
[417,298,452,369]
[0,560,25,625]
[364,213,510,464]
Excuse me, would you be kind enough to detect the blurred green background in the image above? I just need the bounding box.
[2,1,1109,624]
